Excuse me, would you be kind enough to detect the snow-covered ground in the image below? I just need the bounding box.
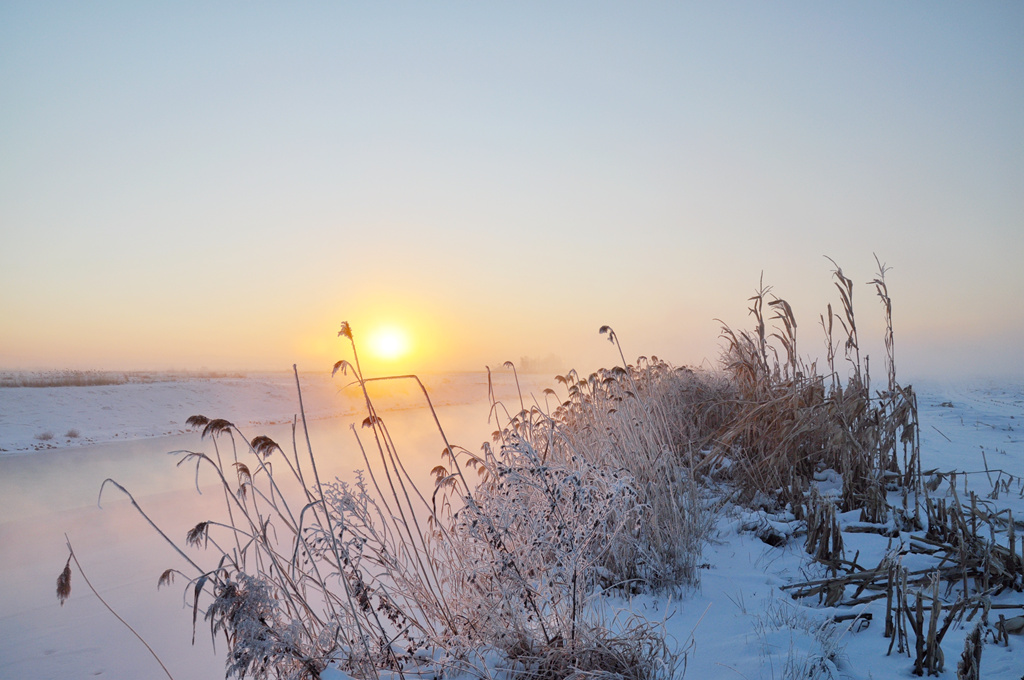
[1,375,1022,679]
[0,371,527,455]
[675,378,1024,679]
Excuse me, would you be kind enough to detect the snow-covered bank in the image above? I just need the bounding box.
[0,373,332,453]
[0,371,529,455]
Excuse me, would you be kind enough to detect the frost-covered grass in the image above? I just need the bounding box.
[50,260,1024,680]
[53,332,703,680]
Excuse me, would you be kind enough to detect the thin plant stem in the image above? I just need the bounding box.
[63,535,176,680]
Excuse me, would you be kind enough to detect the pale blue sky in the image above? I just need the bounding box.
[2,2,1021,379]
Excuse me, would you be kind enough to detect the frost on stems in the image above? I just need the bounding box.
[207,574,326,680]
[67,321,700,680]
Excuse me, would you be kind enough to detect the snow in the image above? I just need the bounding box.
[0,372,340,454]
[665,378,1024,680]
[1,374,1022,679]
[916,379,1024,478]
[0,371,509,455]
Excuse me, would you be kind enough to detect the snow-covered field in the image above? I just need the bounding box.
[0,371,508,455]
[1,374,1022,679]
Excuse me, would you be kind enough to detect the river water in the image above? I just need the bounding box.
[0,389,513,680]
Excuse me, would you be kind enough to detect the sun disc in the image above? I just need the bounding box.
[367,327,410,362]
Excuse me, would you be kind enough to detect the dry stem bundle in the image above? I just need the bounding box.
[710,259,919,524]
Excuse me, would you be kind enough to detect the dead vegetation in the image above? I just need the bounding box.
[58,324,690,680]
[780,475,1024,676]
[54,256,1020,679]
[671,256,1021,676]
[705,258,920,526]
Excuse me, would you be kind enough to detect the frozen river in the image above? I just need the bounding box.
[0,372,527,680]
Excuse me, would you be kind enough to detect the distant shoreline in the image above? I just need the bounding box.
[0,371,544,455]
[0,369,248,388]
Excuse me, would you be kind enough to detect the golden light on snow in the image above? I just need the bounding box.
[366,326,411,362]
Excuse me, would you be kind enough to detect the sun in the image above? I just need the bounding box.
[366,326,411,362]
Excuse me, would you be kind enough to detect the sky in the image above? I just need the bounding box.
[1,2,1021,381]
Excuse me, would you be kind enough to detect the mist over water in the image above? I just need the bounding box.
[0,376,523,680]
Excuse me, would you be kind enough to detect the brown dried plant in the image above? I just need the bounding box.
[709,258,919,524]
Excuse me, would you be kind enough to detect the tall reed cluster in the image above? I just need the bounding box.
[710,258,920,523]
[519,344,719,587]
